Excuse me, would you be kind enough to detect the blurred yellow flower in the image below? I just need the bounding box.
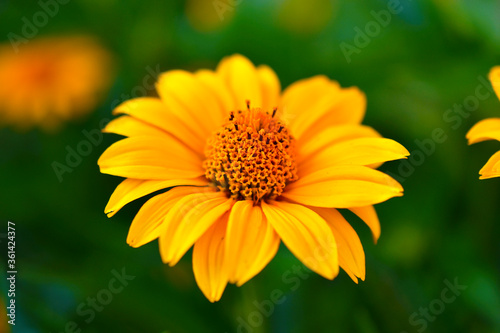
[467,67,500,179]
[98,54,408,302]
[0,36,113,131]
[276,0,336,35]
[185,0,235,32]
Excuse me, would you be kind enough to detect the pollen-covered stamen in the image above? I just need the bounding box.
[203,105,298,202]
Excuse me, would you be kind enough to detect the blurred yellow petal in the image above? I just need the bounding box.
[195,69,237,118]
[466,67,500,179]
[350,205,381,243]
[490,66,500,100]
[479,151,500,179]
[256,65,281,111]
[466,118,500,144]
[217,54,263,110]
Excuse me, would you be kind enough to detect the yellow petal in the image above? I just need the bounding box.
[299,87,366,142]
[349,205,381,243]
[297,124,381,163]
[105,178,208,217]
[288,83,342,138]
[217,54,263,110]
[262,201,339,279]
[195,69,237,118]
[225,201,280,286]
[156,70,225,136]
[466,118,500,144]
[338,261,360,283]
[279,75,339,132]
[282,165,403,208]
[98,136,204,180]
[103,115,167,138]
[256,65,281,111]
[310,207,365,281]
[159,191,233,265]
[279,76,366,140]
[299,138,409,174]
[193,215,229,302]
[479,150,500,179]
[113,97,204,154]
[126,187,201,247]
[490,66,500,100]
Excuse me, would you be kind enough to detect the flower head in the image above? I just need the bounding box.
[203,104,299,201]
[0,36,113,130]
[467,67,500,179]
[98,54,408,302]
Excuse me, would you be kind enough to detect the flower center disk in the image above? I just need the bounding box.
[203,106,298,202]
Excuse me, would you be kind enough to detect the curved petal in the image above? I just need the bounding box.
[349,205,381,243]
[337,258,359,283]
[282,165,403,208]
[217,54,263,110]
[310,207,365,282]
[479,150,500,179]
[262,201,338,279]
[288,83,342,138]
[159,191,234,265]
[193,215,229,302]
[156,70,225,136]
[98,136,204,180]
[297,124,381,163]
[490,66,500,100]
[126,187,202,247]
[256,65,281,111]
[113,97,204,154]
[279,75,338,130]
[195,69,237,119]
[225,201,280,286]
[299,138,409,174]
[466,118,500,144]
[105,178,208,217]
[298,87,366,142]
[103,115,167,138]
[279,76,366,140]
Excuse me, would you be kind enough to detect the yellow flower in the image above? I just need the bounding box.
[98,54,408,302]
[0,36,113,131]
[467,67,500,179]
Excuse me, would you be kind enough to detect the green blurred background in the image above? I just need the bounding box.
[1,0,500,332]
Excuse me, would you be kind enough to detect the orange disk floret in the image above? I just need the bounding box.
[203,103,299,202]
